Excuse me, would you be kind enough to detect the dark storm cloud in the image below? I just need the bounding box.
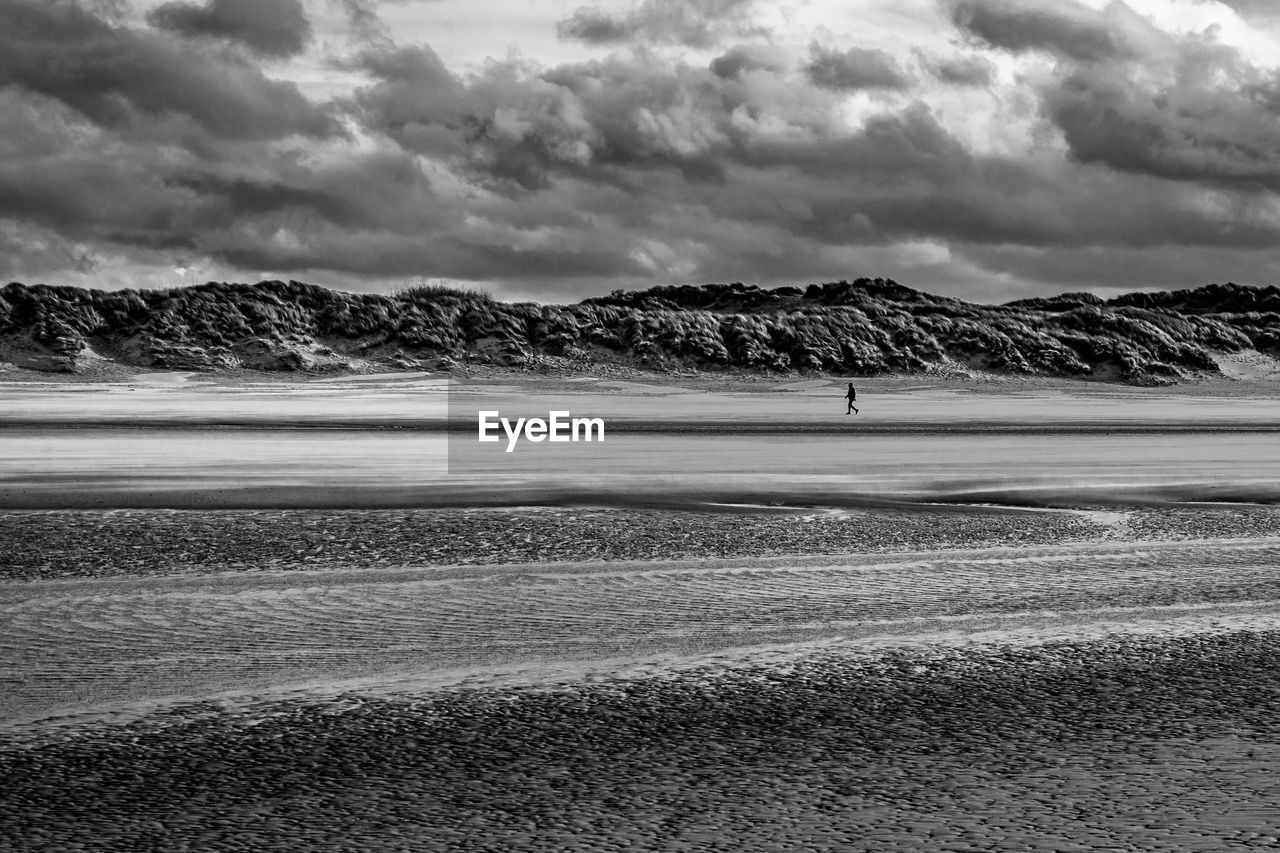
[742,104,969,183]
[162,151,443,235]
[0,128,199,246]
[920,53,995,86]
[351,43,465,159]
[0,58,627,284]
[353,46,752,191]
[0,1,364,282]
[696,100,1280,256]
[946,0,1146,63]
[10,0,1280,301]
[949,0,1280,190]
[556,0,761,48]
[957,242,1280,296]
[1042,62,1280,189]
[352,39,1280,268]
[146,0,312,58]
[0,112,461,279]
[803,43,911,91]
[709,44,789,79]
[0,0,339,140]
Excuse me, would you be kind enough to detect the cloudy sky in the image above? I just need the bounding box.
[5,0,1280,302]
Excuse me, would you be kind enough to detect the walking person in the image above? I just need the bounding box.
[845,382,858,415]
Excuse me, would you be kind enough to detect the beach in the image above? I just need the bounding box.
[12,0,1280,845]
[3,371,1280,850]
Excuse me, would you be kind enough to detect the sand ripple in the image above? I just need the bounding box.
[6,536,1280,725]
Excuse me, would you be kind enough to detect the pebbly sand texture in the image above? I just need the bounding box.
[1,505,1107,580]
[4,632,1280,852]
[6,503,1280,581]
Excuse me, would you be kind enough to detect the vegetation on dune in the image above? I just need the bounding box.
[1,277,1277,383]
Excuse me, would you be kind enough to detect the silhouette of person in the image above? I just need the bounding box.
[845,382,858,415]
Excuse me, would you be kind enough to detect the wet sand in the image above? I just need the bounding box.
[4,632,1280,851]
[4,504,1280,851]
[1,505,1106,580]
[13,512,1280,721]
[4,374,1280,850]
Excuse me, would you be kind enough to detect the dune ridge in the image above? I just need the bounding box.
[3,278,1279,383]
